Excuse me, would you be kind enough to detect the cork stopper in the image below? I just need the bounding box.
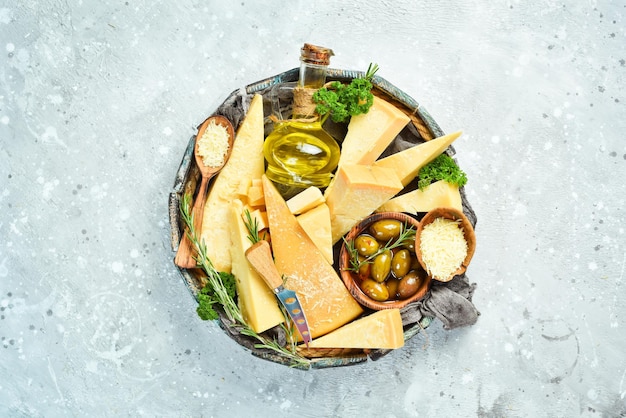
[300,43,334,66]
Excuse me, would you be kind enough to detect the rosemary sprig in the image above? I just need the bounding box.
[179,194,310,368]
[243,208,265,245]
[343,222,417,274]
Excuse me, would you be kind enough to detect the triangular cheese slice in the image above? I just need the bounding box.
[262,176,363,339]
[228,200,283,333]
[307,309,404,349]
[376,180,463,213]
[296,203,333,264]
[373,130,462,187]
[200,94,265,272]
[325,164,403,244]
[338,96,410,167]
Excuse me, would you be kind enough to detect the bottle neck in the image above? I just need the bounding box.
[298,61,328,89]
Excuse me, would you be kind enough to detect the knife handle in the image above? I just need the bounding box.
[245,241,284,290]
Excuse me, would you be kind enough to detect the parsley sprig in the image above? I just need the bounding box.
[417,154,468,190]
[179,195,310,368]
[313,63,379,123]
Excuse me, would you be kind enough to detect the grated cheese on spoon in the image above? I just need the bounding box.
[419,217,467,280]
[197,119,230,167]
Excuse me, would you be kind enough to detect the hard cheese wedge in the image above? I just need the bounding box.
[376,180,463,213]
[296,203,333,264]
[306,308,404,349]
[338,96,410,167]
[228,200,284,333]
[262,175,363,339]
[325,164,403,244]
[200,94,265,273]
[373,130,462,187]
[286,186,325,215]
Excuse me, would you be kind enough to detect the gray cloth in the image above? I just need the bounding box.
[401,274,479,330]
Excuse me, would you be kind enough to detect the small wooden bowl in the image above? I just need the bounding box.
[415,207,476,282]
[339,212,431,310]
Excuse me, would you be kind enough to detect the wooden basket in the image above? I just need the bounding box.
[168,68,478,369]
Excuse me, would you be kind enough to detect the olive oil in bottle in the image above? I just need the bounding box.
[263,44,340,197]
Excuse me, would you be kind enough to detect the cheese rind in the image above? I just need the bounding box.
[376,180,463,213]
[228,201,284,333]
[338,96,410,167]
[286,186,325,215]
[200,94,265,272]
[373,130,462,186]
[307,309,404,349]
[296,203,333,264]
[262,176,363,339]
[325,164,403,244]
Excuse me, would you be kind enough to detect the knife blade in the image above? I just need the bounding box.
[245,240,312,346]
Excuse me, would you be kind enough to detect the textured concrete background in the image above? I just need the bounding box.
[1,0,624,416]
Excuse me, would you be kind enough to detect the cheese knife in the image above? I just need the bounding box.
[245,240,312,346]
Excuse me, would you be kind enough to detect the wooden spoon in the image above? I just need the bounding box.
[175,115,235,268]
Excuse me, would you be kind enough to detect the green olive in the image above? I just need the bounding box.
[369,219,402,242]
[354,234,379,257]
[371,250,392,282]
[410,256,422,271]
[357,256,371,280]
[403,239,415,252]
[386,277,401,300]
[391,249,411,278]
[360,278,389,301]
[397,270,425,299]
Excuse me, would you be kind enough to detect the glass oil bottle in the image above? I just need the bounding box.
[263,44,340,198]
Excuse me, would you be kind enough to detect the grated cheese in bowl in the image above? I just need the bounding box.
[419,217,468,281]
[197,119,230,167]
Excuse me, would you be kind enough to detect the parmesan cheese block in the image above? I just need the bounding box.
[306,308,404,349]
[338,96,410,167]
[286,186,325,215]
[262,175,363,339]
[325,164,403,244]
[373,130,462,186]
[228,200,284,333]
[296,203,333,264]
[200,94,265,272]
[376,180,463,213]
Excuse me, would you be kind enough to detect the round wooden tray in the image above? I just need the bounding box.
[168,68,477,369]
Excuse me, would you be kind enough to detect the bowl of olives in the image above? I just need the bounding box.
[339,212,431,310]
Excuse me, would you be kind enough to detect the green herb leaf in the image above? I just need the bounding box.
[417,154,468,190]
[313,64,378,123]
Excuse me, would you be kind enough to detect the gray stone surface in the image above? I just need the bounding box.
[1,1,624,416]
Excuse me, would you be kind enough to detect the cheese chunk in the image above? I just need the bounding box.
[228,200,284,333]
[247,185,265,207]
[373,130,462,186]
[243,207,269,231]
[325,164,403,244]
[307,309,404,349]
[286,186,325,215]
[338,96,410,167]
[236,178,252,200]
[200,94,265,272]
[262,176,363,339]
[376,180,463,213]
[296,203,333,264]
